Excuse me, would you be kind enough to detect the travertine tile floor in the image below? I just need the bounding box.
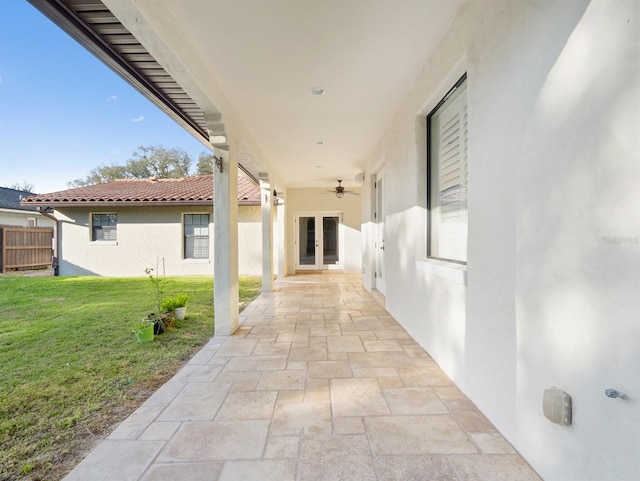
[63,273,541,481]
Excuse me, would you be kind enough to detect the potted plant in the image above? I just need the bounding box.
[146,311,171,334]
[132,320,154,343]
[144,266,170,334]
[161,293,188,320]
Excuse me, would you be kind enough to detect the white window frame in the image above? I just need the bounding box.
[183,213,210,260]
[294,211,344,270]
[427,74,468,264]
[91,213,118,243]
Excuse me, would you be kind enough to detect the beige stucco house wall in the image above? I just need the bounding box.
[54,205,262,276]
[285,187,362,275]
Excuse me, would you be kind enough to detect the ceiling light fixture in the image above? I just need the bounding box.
[310,87,325,96]
[316,140,325,145]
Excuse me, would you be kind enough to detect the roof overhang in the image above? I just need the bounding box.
[28,0,209,144]
[28,0,465,189]
[0,207,39,215]
[22,200,260,208]
[27,0,259,183]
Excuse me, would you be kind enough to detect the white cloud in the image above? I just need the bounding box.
[131,115,144,122]
[105,94,117,101]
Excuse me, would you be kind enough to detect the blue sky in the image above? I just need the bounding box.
[0,1,209,194]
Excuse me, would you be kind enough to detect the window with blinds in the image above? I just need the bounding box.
[427,75,468,263]
[184,214,210,259]
[92,213,117,241]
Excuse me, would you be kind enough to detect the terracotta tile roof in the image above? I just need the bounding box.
[21,175,260,206]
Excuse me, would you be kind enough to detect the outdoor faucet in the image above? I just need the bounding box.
[605,389,625,399]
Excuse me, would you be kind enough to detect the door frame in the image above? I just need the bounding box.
[294,211,344,270]
[375,171,386,294]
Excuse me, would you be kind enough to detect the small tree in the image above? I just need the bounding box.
[7,181,35,192]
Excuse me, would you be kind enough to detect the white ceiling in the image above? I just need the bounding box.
[147,0,464,188]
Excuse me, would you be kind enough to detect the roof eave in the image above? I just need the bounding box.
[27,0,210,147]
[26,0,259,185]
[0,206,40,214]
[22,200,261,208]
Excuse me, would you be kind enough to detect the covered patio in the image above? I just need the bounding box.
[27,0,639,479]
[63,273,540,481]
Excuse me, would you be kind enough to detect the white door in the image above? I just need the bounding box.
[375,174,386,293]
[295,213,342,270]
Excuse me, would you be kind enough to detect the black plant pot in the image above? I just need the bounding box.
[153,321,165,335]
[147,313,166,335]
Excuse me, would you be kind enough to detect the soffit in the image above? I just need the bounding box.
[157,0,464,188]
[28,0,210,146]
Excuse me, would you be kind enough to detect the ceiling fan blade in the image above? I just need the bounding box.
[345,191,360,196]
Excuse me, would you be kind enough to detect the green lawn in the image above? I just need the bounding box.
[0,275,261,481]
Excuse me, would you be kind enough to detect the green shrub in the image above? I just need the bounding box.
[161,293,188,312]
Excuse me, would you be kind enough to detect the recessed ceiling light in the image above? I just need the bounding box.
[310,87,325,96]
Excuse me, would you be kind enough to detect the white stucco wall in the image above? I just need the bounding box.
[362,1,639,480]
[286,188,362,275]
[0,209,56,228]
[55,205,262,277]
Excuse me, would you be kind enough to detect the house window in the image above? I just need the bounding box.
[27,218,36,227]
[427,74,468,264]
[184,214,210,259]
[92,213,117,241]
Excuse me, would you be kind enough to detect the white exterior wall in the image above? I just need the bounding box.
[0,209,56,228]
[238,206,263,277]
[55,205,262,276]
[362,1,639,480]
[286,188,362,275]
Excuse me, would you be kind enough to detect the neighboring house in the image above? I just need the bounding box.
[0,187,55,228]
[22,175,263,276]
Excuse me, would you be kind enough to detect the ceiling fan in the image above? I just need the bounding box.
[328,180,360,199]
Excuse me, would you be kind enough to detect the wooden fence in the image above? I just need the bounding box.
[0,225,54,273]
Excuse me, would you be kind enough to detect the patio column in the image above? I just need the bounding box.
[276,194,286,278]
[213,149,239,336]
[260,179,274,292]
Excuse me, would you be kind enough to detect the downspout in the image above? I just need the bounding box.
[37,207,59,276]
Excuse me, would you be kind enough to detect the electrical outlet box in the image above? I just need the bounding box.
[543,387,572,426]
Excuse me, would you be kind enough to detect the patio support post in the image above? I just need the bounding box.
[213,149,239,336]
[276,197,286,277]
[260,180,274,292]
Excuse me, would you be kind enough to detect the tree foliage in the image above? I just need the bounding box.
[68,145,204,187]
[196,152,215,175]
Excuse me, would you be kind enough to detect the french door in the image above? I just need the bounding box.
[295,213,342,270]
